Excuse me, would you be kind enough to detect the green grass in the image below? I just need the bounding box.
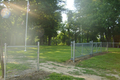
[0,46,71,77]
[82,69,98,75]
[76,52,120,72]
[76,48,120,79]
[7,46,71,62]
[1,46,120,79]
[7,63,29,70]
[45,73,85,80]
[40,46,71,62]
[68,70,82,75]
[108,47,120,52]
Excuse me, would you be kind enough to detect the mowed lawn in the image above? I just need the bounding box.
[0,45,71,76]
[76,47,120,79]
[40,45,71,62]
[76,48,120,71]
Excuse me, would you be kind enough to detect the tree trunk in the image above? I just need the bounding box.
[87,31,89,42]
[67,28,70,45]
[63,32,66,44]
[40,36,44,45]
[48,36,51,46]
[100,33,105,42]
[75,31,77,43]
[0,45,4,78]
[105,27,111,42]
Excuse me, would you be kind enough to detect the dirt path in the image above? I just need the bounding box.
[39,61,103,80]
[1,61,120,80]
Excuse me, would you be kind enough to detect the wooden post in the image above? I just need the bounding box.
[0,33,4,78]
[37,42,40,71]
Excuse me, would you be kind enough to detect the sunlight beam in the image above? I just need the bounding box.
[3,2,39,18]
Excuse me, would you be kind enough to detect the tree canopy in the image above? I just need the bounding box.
[74,0,120,42]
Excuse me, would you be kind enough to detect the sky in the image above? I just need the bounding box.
[62,0,75,22]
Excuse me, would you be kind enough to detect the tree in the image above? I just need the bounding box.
[74,0,120,42]
[28,0,65,45]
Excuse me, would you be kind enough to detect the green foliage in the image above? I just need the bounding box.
[30,0,65,45]
[74,0,120,42]
[0,0,65,45]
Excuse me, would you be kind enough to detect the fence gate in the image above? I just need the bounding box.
[4,42,40,80]
[93,42,102,54]
[71,41,102,62]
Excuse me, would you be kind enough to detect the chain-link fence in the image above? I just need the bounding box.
[4,42,39,80]
[72,42,92,59]
[93,42,102,54]
[71,41,95,62]
[71,41,120,62]
[101,42,120,52]
[102,42,120,48]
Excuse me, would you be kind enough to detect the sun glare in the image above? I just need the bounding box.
[62,0,75,22]
[66,0,75,10]
[2,2,39,18]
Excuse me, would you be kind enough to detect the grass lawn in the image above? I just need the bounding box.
[0,45,71,77]
[45,73,85,80]
[76,48,120,71]
[0,45,120,79]
[76,47,120,79]
[6,45,71,62]
[40,46,71,62]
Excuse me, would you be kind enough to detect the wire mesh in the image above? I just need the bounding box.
[71,41,103,61]
[4,45,39,80]
[71,41,120,62]
[93,42,102,54]
[75,43,92,58]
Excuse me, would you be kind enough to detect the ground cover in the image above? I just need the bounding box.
[40,45,71,62]
[45,73,85,80]
[76,48,120,80]
[0,46,120,80]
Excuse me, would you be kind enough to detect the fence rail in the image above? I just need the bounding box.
[71,41,120,62]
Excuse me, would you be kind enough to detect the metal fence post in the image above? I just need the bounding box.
[4,43,7,80]
[73,41,75,62]
[113,41,114,48]
[71,41,73,60]
[81,44,83,56]
[90,41,93,56]
[37,42,39,71]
